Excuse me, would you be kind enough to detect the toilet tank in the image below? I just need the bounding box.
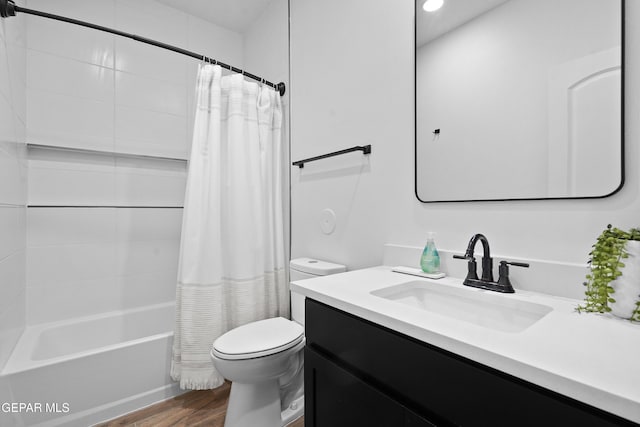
[290,258,346,326]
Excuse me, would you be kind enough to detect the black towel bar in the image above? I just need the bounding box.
[292,145,371,168]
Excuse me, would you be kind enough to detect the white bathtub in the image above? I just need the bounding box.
[0,303,183,427]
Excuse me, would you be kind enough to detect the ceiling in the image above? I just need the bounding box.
[155,0,274,33]
[416,0,510,47]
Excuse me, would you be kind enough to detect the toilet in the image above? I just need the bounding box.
[211,257,346,427]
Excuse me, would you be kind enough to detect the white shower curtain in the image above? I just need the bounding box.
[171,64,288,390]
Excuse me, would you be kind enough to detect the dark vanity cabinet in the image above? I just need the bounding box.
[304,299,636,427]
[305,346,435,427]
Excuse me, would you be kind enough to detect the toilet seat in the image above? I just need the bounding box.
[212,317,304,360]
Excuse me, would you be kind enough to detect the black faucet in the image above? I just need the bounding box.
[453,234,528,293]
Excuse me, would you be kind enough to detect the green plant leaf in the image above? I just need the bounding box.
[578,225,640,320]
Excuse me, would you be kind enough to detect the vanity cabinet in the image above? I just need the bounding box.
[304,299,636,427]
[305,348,435,426]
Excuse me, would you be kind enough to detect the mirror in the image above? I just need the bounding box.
[415,0,623,202]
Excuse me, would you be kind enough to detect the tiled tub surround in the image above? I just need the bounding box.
[22,0,241,325]
[0,1,243,426]
[21,0,238,325]
[25,0,243,158]
[20,0,244,321]
[291,245,640,424]
[26,206,182,324]
[0,0,26,377]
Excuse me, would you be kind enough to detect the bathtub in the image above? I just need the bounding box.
[0,302,183,427]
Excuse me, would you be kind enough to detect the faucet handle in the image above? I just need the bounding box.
[501,260,529,268]
[496,260,529,293]
[453,254,478,281]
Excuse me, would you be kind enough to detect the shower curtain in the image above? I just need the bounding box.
[171,64,288,390]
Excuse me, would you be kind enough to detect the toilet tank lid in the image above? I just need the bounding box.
[290,257,346,276]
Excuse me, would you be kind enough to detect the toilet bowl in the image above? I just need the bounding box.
[211,258,346,427]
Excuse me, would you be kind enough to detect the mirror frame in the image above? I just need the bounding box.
[414,0,626,203]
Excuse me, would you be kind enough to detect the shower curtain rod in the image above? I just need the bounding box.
[0,0,286,96]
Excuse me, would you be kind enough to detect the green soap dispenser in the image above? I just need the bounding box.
[420,232,441,274]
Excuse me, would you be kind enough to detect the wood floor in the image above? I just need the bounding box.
[95,382,304,427]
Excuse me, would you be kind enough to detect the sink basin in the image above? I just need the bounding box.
[371,280,552,333]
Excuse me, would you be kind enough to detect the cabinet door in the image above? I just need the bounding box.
[405,411,437,427]
[305,347,436,427]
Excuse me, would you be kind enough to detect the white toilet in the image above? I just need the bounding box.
[211,257,346,427]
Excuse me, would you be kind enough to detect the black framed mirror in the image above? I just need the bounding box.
[415,0,624,202]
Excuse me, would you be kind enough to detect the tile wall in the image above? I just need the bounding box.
[0,1,27,370]
[24,0,244,324]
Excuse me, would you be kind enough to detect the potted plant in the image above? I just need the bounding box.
[578,224,640,321]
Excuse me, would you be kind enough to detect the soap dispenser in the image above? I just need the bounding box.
[420,232,441,274]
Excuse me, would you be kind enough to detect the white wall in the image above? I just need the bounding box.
[24,0,243,324]
[0,0,26,371]
[290,0,640,282]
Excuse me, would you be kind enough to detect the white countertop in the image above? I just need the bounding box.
[291,266,640,424]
